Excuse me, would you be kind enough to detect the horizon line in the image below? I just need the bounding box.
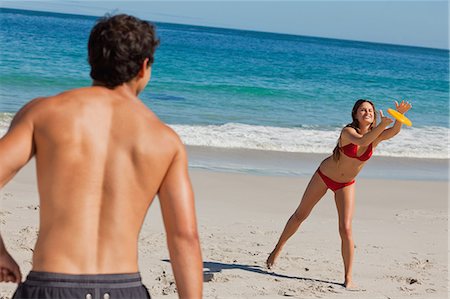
[1,6,449,52]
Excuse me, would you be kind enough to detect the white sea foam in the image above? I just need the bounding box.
[0,112,13,137]
[170,123,449,159]
[0,113,448,159]
[171,123,341,154]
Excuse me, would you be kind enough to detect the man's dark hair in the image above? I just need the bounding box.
[88,14,159,88]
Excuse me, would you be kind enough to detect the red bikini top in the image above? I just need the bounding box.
[340,143,373,161]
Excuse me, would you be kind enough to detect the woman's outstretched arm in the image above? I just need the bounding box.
[342,114,392,146]
[375,101,412,144]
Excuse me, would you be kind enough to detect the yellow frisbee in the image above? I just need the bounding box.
[387,108,412,126]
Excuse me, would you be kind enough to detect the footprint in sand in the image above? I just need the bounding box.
[2,192,13,198]
[154,270,177,295]
[405,257,432,271]
[211,273,230,283]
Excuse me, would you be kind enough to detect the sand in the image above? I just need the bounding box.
[0,154,448,298]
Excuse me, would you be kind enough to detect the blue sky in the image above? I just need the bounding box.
[1,1,448,49]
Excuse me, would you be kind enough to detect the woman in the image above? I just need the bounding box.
[266,99,412,288]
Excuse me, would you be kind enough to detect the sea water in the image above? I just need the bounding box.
[1,9,449,168]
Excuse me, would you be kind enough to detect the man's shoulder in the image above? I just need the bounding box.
[12,96,49,123]
[150,120,184,151]
[18,87,89,110]
[123,103,184,154]
[11,87,98,125]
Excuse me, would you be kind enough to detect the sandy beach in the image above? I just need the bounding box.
[0,148,448,299]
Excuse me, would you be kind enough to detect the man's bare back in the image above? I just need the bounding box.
[0,14,202,299]
[25,86,179,273]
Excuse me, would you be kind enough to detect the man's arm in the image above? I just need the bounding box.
[0,103,36,188]
[158,140,203,299]
[0,235,21,283]
[0,101,36,284]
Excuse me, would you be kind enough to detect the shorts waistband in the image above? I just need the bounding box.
[24,271,143,289]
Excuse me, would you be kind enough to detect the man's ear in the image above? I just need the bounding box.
[137,58,150,78]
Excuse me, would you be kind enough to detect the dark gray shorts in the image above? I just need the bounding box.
[13,271,151,299]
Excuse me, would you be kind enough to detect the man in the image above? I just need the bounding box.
[0,14,203,299]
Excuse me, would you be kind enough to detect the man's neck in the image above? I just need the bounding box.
[92,81,141,97]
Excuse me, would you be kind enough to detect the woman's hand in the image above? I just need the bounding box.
[379,110,393,127]
[395,100,412,114]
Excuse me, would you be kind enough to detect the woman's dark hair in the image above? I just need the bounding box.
[332,99,377,161]
[88,14,160,88]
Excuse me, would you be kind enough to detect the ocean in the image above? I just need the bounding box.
[1,8,449,167]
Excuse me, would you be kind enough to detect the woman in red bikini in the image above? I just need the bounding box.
[266,99,412,288]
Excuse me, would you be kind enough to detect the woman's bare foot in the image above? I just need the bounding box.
[344,282,365,292]
[266,250,279,269]
[344,279,358,290]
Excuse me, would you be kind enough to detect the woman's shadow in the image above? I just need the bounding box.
[162,259,343,287]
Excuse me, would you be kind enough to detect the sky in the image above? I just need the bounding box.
[1,1,449,50]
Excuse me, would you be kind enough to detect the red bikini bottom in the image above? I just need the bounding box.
[317,168,355,192]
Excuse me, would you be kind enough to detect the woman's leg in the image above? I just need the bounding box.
[266,171,328,268]
[334,184,356,288]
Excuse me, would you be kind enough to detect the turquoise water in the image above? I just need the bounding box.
[1,8,449,159]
